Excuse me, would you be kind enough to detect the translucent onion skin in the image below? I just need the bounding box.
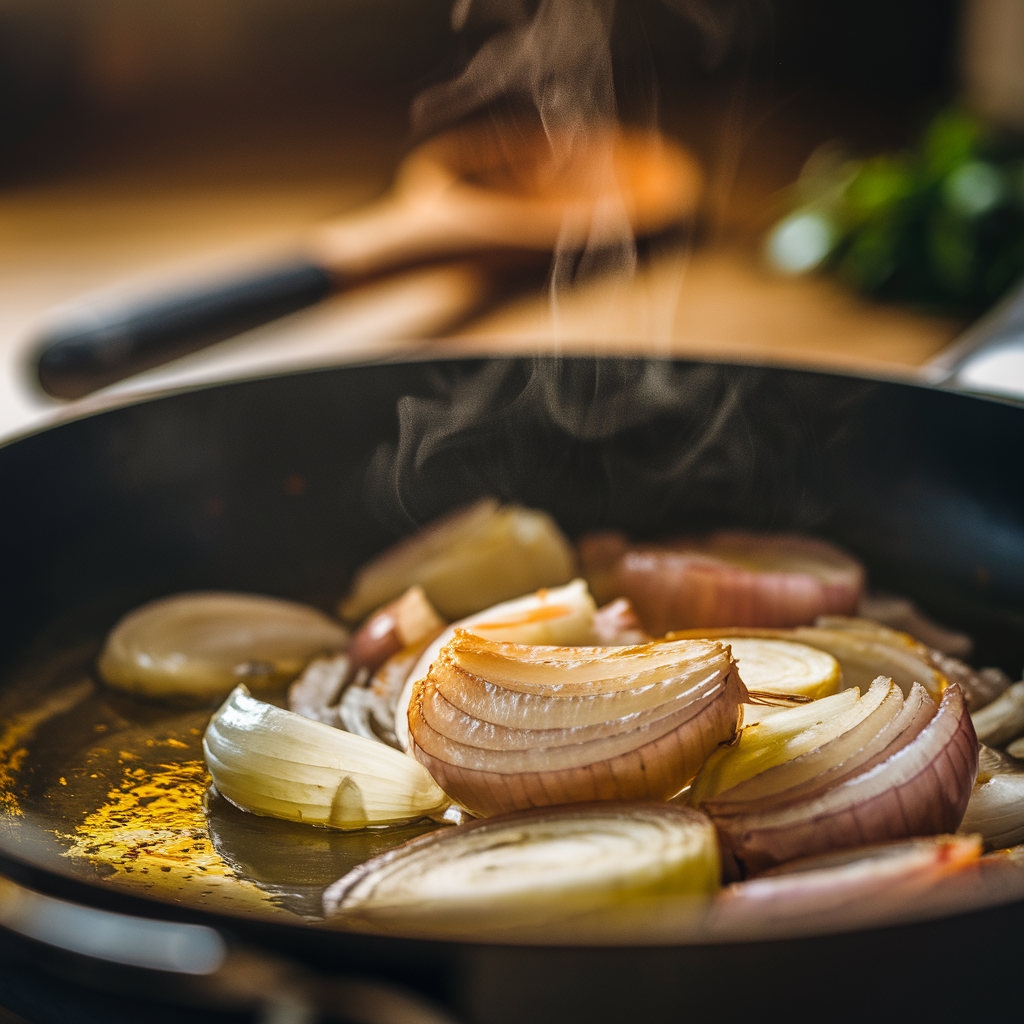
[323,802,720,939]
[408,635,747,817]
[580,530,864,634]
[704,683,979,876]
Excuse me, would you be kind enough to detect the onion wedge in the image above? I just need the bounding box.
[98,592,348,701]
[323,803,720,939]
[347,585,445,674]
[394,579,599,750]
[694,681,979,875]
[671,623,947,701]
[408,634,746,816]
[204,685,449,828]
[959,745,1024,850]
[709,835,983,939]
[339,499,576,623]
[816,615,1009,712]
[971,680,1024,748]
[580,530,863,634]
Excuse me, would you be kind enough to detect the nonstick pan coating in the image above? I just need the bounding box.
[1,355,1023,1021]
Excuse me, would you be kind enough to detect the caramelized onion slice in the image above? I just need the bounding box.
[409,635,746,817]
[204,685,448,829]
[706,684,979,875]
[323,803,720,938]
[581,530,863,633]
[395,579,598,750]
[959,745,1024,850]
[99,592,348,701]
[339,499,576,623]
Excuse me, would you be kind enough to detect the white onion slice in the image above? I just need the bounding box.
[958,745,1024,850]
[816,615,1009,712]
[98,592,348,701]
[580,530,863,634]
[323,803,720,938]
[339,499,576,623]
[394,579,598,750]
[204,685,448,828]
[408,635,746,816]
[672,623,947,701]
[971,680,1024,748]
[725,638,840,701]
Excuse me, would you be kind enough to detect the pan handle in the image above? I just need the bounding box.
[926,275,1024,401]
[31,259,336,401]
[0,875,459,1024]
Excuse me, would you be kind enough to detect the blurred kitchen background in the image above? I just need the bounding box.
[2,0,1023,438]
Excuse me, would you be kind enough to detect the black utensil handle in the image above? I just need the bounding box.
[34,259,336,400]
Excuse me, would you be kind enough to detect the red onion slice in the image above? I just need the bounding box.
[709,834,983,938]
[708,683,979,875]
[580,531,864,634]
[408,635,747,816]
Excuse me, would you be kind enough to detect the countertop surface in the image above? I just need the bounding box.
[0,91,966,443]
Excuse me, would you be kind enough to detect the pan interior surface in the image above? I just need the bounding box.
[1,355,1023,946]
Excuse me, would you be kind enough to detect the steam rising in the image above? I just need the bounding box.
[364,358,873,537]
[414,0,631,294]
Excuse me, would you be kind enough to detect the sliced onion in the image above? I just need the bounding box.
[408,634,746,816]
[856,592,973,657]
[971,680,1024,748]
[724,638,840,701]
[394,579,599,750]
[709,834,982,938]
[323,802,720,938]
[690,685,874,806]
[98,592,348,701]
[671,623,947,701]
[959,745,1024,849]
[338,499,576,623]
[699,682,978,875]
[347,586,445,674]
[287,653,352,727]
[592,598,649,645]
[204,684,449,828]
[816,615,1009,712]
[580,530,864,634]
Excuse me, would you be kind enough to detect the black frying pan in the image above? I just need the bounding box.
[1,355,1023,1023]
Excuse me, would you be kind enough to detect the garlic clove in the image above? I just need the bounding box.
[204,685,449,829]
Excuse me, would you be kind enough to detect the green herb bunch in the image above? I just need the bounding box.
[766,110,1024,314]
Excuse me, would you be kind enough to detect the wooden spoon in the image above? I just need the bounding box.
[34,122,702,399]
